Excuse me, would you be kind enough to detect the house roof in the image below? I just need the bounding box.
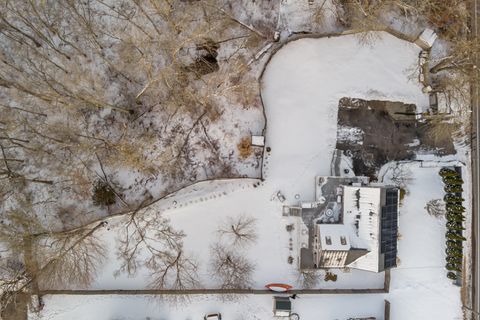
[418,29,437,48]
[317,224,351,251]
[342,185,382,272]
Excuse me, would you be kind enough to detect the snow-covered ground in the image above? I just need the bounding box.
[31,32,464,320]
[33,294,385,320]
[90,182,385,290]
[384,162,464,320]
[262,31,428,202]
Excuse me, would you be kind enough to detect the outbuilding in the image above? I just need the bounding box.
[273,296,291,318]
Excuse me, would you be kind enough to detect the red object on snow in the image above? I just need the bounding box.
[265,283,293,292]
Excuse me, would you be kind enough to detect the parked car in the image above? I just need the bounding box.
[204,313,221,320]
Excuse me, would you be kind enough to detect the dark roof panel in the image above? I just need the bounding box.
[381,189,399,269]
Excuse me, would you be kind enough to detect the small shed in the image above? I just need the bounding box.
[251,135,265,147]
[429,91,452,114]
[273,296,291,318]
[415,29,437,50]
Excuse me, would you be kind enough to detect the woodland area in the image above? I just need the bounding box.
[0,0,274,314]
[0,0,478,317]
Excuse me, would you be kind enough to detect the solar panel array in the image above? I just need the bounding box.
[381,189,399,269]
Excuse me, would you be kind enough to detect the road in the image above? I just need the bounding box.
[471,0,480,318]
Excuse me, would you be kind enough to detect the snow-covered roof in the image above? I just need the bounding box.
[317,224,351,251]
[417,29,437,49]
[251,135,265,146]
[342,186,382,273]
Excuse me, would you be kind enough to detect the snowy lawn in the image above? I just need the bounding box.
[91,181,384,290]
[384,162,463,320]
[261,31,428,202]
[33,293,385,320]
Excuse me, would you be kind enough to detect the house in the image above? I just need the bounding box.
[296,177,399,273]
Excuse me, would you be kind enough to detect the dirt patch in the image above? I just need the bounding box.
[336,97,455,179]
[237,137,253,159]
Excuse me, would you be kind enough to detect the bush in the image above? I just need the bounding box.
[444,194,464,203]
[446,213,465,222]
[92,180,116,206]
[237,137,253,159]
[446,231,466,241]
[446,206,465,214]
[446,240,463,249]
[442,177,463,185]
[446,203,465,210]
[440,167,464,281]
[444,185,463,193]
[439,168,459,177]
[446,247,463,256]
[447,272,457,280]
[324,272,337,282]
[446,221,465,231]
[446,263,461,272]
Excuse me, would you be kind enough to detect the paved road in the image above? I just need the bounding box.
[471,0,480,317]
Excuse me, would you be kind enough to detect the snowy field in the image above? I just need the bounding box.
[31,33,464,320]
[33,294,385,320]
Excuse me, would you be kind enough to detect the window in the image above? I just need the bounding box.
[340,236,347,245]
[325,236,332,245]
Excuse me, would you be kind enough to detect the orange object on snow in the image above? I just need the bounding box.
[265,283,293,292]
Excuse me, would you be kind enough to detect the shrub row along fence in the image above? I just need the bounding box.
[439,167,465,281]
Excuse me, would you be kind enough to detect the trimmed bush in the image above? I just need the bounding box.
[446,231,466,241]
[446,213,465,222]
[446,221,465,231]
[444,194,464,203]
[446,240,463,249]
[440,167,465,281]
[442,177,463,185]
[447,272,457,280]
[446,247,463,256]
[444,184,463,193]
[439,168,458,177]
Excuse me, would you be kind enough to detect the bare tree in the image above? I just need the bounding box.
[0,196,107,311]
[209,244,254,289]
[425,199,445,218]
[297,269,321,289]
[217,215,257,247]
[149,249,200,290]
[389,164,412,190]
[36,229,107,289]
[116,207,200,290]
[0,256,28,317]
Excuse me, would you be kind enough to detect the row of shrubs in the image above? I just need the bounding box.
[440,168,465,281]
